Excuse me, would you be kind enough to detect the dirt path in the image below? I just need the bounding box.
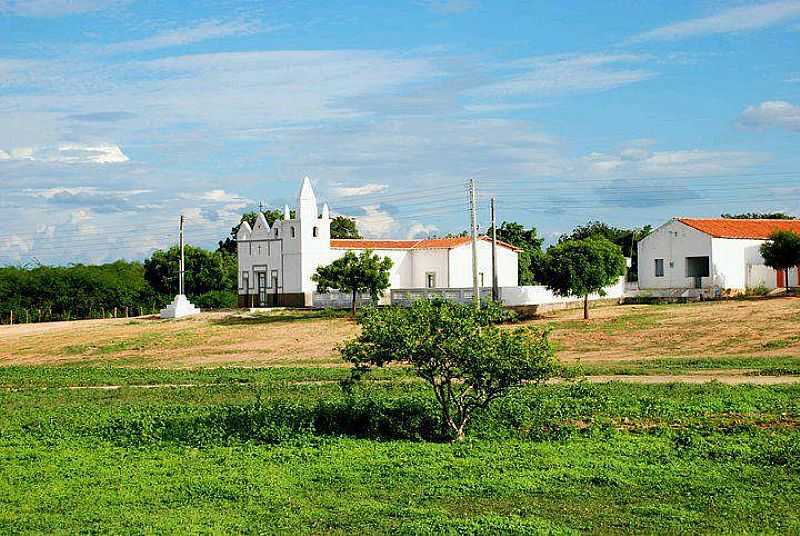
[5,373,799,392]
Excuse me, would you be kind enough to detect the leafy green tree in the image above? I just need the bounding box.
[330,216,361,239]
[539,237,627,320]
[561,221,651,282]
[340,299,556,441]
[722,212,796,220]
[312,250,393,313]
[144,245,237,299]
[760,230,800,291]
[493,221,545,285]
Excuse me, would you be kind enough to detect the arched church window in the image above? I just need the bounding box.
[313,226,319,237]
[290,227,296,238]
[274,228,279,237]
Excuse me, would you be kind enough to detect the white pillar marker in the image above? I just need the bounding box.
[160,214,200,319]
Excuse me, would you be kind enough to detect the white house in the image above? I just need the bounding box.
[637,218,800,292]
[236,177,520,307]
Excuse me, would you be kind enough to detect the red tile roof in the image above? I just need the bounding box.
[330,236,521,251]
[330,239,418,250]
[677,218,800,239]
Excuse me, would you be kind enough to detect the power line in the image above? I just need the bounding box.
[479,169,800,185]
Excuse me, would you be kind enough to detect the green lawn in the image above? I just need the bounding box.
[1,367,799,534]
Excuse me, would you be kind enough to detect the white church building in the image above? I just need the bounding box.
[236,177,520,307]
[637,217,800,293]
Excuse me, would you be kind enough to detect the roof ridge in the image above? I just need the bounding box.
[679,217,797,221]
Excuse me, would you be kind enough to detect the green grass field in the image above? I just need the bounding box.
[2,366,799,534]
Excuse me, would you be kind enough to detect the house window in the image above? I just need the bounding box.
[241,271,249,292]
[655,259,665,277]
[290,227,296,238]
[686,256,710,278]
[426,272,437,289]
[313,226,319,237]
[479,272,485,286]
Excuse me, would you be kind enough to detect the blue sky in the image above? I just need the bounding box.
[0,0,799,264]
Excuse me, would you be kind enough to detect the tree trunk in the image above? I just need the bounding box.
[787,268,791,292]
[583,295,589,320]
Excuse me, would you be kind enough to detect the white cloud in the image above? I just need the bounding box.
[269,116,566,181]
[463,102,544,113]
[179,190,252,211]
[0,51,436,147]
[353,205,399,237]
[36,224,56,239]
[471,53,655,99]
[198,190,246,203]
[331,183,389,197]
[0,144,129,163]
[0,0,129,17]
[738,100,800,131]
[629,1,800,42]
[0,234,31,263]
[406,223,438,239]
[69,209,92,224]
[30,187,91,199]
[68,210,98,236]
[581,142,765,177]
[103,19,271,54]
[26,187,150,212]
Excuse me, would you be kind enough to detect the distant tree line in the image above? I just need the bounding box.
[0,212,363,324]
[0,261,159,323]
[721,212,795,220]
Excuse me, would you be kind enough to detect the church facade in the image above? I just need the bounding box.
[236,177,520,307]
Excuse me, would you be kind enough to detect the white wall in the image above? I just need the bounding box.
[637,220,713,289]
[746,263,777,289]
[500,277,625,306]
[447,241,518,288]
[710,238,768,289]
[410,249,450,288]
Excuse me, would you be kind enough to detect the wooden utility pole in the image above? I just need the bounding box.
[469,178,480,307]
[179,215,185,296]
[491,197,499,302]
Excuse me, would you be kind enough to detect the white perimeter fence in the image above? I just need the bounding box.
[312,278,625,308]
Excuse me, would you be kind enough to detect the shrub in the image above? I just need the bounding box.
[340,299,557,441]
